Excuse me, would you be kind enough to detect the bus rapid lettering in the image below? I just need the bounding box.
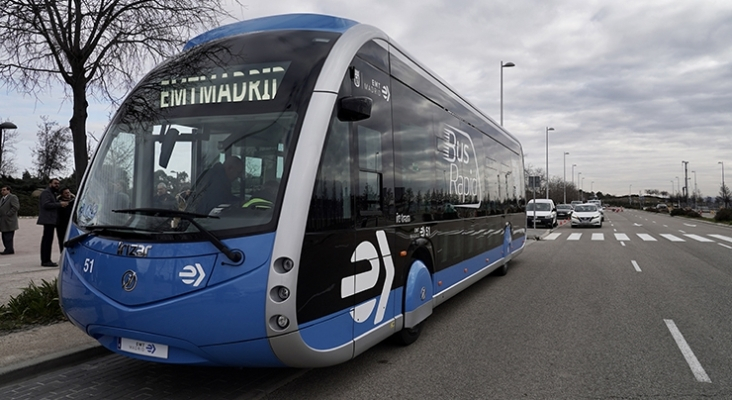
[442,126,481,201]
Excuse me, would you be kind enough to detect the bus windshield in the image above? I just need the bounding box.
[74,30,340,238]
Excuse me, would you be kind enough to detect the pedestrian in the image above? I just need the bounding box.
[56,187,76,251]
[37,178,70,267]
[0,185,20,255]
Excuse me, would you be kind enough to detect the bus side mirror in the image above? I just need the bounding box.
[338,96,372,122]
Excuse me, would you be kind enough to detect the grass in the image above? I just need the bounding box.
[0,278,66,332]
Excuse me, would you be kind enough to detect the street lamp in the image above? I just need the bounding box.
[691,170,697,209]
[563,152,569,204]
[545,126,554,199]
[675,176,680,207]
[577,172,582,201]
[629,184,632,206]
[591,181,594,194]
[500,61,515,126]
[0,121,18,174]
[720,161,726,189]
[670,180,674,204]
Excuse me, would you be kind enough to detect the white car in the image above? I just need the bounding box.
[571,204,603,228]
[526,199,557,228]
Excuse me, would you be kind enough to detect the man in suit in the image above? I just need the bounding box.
[37,178,70,267]
[0,185,20,255]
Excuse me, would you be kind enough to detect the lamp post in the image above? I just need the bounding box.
[675,176,680,207]
[0,121,18,174]
[691,170,697,209]
[572,164,577,200]
[563,152,569,204]
[629,184,632,206]
[591,181,594,195]
[577,172,582,201]
[500,61,515,126]
[545,126,554,199]
[720,161,726,189]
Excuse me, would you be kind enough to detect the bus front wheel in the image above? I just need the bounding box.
[394,322,423,346]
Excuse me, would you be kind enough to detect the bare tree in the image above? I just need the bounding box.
[33,116,72,179]
[0,0,234,184]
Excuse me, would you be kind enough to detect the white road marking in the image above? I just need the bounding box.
[568,233,582,241]
[679,230,686,234]
[621,241,626,247]
[545,233,562,240]
[660,234,685,242]
[615,233,630,241]
[664,319,711,383]
[631,260,642,272]
[591,233,604,241]
[683,223,697,227]
[719,244,732,250]
[684,234,714,243]
[709,234,732,244]
[636,233,657,241]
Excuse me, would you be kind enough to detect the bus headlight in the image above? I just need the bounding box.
[276,315,289,329]
[274,257,295,273]
[277,286,290,300]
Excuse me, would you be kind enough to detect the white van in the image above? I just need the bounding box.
[526,199,557,228]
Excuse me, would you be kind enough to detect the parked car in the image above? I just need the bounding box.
[556,204,574,219]
[656,203,669,212]
[571,200,583,207]
[526,199,557,228]
[571,203,603,228]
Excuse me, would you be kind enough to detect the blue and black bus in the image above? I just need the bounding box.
[59,13,526,367]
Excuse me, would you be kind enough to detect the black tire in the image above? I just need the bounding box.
[394,322,423,346]
[494,262,508,276]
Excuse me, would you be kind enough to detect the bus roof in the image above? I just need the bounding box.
[183,14,358,50]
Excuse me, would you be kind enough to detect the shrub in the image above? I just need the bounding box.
[685,210,701,218]
[715,208,732,222]
[0,278,65,331]
[670,208,686,217]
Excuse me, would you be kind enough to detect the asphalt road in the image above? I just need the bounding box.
[2,210,731,399]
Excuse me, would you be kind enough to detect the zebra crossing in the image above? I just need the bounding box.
[544,231,732,244]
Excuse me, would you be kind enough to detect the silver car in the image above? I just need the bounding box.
[571,204,603,228]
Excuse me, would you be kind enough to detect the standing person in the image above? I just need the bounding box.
[56,187,76,251]
[0,185,20,255]
[37,178,70,267]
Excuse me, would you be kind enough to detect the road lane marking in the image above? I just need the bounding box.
[664,319,711,383]
[637,233,657,241]
[660,234,685,242]
[568,233,582,241]
[684,234,714,243]
[683,223,697,227]
[631,260,642,272]
[545,233,562,240]
[591,233,604,241]
[719,244,732,250]
[709,234,732,243]
[614,233,630,241]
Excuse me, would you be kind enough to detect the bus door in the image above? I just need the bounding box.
[348,50,398,343]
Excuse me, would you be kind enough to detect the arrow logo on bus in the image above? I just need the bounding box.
[179,263,206,287]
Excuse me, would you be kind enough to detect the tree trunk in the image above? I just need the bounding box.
[70,82,89,186]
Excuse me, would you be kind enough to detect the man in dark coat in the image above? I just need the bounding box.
[37,178,70,267]
[0,185,20,254]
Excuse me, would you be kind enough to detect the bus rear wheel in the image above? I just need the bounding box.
[394,322,423,346]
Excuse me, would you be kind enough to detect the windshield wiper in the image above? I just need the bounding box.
[64,224,157,248]
[113,208,243,263]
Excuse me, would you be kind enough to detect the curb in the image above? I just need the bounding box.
[0,343,109,386]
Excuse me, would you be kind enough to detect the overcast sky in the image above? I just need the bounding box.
[2,0,731,199]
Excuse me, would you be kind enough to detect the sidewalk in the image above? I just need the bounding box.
[0,218,103,384]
